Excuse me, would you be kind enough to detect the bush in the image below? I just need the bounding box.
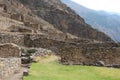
[27,49,37,54]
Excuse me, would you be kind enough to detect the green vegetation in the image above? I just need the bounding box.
[21,48,37,56]
[24,56,120,80]
[27,48,37,54]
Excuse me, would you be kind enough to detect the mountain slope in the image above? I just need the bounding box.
[0,0,68,40]
[61,0,120,42]
[19,0,113,42]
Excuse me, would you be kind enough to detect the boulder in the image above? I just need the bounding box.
[21,57,31,64]
[23,69,29,76]
[97,61,105,66]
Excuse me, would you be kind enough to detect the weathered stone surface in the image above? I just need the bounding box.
[21,57,31,64]
[0,4,7,12]
[23,69,29,76]
[0,33,24,46]
[0,43,22,80]
[0,43,21,58]
[0,0,119,73]
[97,61,105,66]
[0,58,21,80]
[0,33,119,67]
[11,13,24,21]
[34,48,54,56]
[60,43,120,66]
[19,0,113,42]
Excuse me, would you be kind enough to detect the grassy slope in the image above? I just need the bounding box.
[24,56,120,80]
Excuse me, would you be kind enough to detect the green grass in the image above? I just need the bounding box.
[24,56,120,80]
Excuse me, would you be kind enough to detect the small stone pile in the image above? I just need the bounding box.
[34,48,54,56]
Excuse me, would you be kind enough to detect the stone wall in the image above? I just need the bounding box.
[11,13,24,21]
[0,58,21,80]
[0,33,120,67]
[23,34,120,66]
[0,33,66,47]
[0,43,21,58]
[0,33,24,46]
[24,34,65,53]
[60,43,120,66]
[0,43,21,80]
[0,4,7,12]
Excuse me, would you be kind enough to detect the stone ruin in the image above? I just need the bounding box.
[0,33,25,46]
[60,43,120,67]
[0,32,119,68]
[11,13,24,21]
[0,4,7,12]
[0,43,21,58]
[0,43,21,80]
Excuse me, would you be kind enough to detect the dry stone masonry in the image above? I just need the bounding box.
[0,43,21,80]
[34,48,54,56]
[0,33,24,46]
[0,58,21,80]
[60,43,120,67]
[0,43,21,57]
[0,33,120,68]
[0,0,119,80]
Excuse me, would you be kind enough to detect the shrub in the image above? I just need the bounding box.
[27,48,37,54]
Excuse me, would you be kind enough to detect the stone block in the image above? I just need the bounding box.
[0,43,21,58]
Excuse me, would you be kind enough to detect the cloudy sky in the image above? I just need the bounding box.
[71,0,120,13]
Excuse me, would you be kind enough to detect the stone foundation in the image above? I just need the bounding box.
[0,58,21,80]
[0,43,21,80]
[0,33,24,46]
[60,43,120,66]
[0,43,21,58]
[0,33,120,67]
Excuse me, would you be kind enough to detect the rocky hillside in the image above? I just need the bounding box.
[19,0,113,42]
[0,0,113,42]
[61,0,120,42]
[0,0,68,40]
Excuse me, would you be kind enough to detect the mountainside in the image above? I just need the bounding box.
[0,1,120,78]
[0,0,113,42]
[19,0,113,42]
[0,0,69,40]
[61,0,120,42]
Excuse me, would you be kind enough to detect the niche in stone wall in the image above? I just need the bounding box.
[0,4,7,12]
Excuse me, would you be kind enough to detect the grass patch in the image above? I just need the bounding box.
[24,55,120,80]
